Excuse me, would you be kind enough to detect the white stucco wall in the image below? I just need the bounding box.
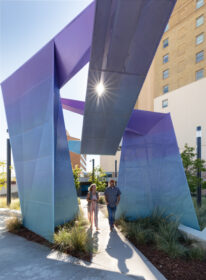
[154,78,206,160]
[100,151,121,173]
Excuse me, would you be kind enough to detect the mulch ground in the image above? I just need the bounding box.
[10,225,206,279]
[10,226,91,262]
[137,244,206,280]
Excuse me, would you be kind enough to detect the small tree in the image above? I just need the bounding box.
[181,144,206,193]
[89,167,107,192]
[72,165,81,192]
[0,161,6,190]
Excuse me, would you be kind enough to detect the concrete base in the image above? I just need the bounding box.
[0,209,144,280]
[178,224,206,249]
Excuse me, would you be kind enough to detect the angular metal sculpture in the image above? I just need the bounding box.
[1,2,95,241]
[116,110,200,230]
[62,98,199,229]
[81,0,177,155]
[3,0,197,243]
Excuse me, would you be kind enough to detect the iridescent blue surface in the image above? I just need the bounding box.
[116,110,199,230]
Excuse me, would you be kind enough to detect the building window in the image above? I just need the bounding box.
[196,33,204,45]
[196,50,204,62]
[164,24,169,32]
[163,38,169,48]
[163,54,169,64]
[162,99,168,108]
[196,15,204,27]
[196,69,204,80]
[163,85,169,94]
[196,0,204,9]
[163,69,169,79]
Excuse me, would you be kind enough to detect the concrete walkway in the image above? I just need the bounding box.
[0,204,166,280]
[81,198,166,280]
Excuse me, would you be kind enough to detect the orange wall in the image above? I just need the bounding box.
[67,133,86,171]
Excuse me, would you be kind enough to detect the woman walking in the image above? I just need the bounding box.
[87,184,99,230]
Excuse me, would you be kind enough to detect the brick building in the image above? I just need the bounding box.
[67,132,87,173]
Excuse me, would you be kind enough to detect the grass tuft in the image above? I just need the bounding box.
[6,217,22,232]
[193,197,206,230]
[0,197,20,210]
[54,206,92,260]
[156,235,187,258]
[10,199,21,210]
[186,246,205,261]
[117,208,206,261]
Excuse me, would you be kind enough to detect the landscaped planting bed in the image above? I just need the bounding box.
[116,206,206,280]
[6,208,93,262]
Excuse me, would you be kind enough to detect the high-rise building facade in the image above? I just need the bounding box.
[136,0,206,111]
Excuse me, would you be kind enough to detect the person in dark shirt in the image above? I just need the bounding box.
[104,179,121,231]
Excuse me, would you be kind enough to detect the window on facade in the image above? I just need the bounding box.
[196,15,204,27]
[163,38,169,48]
[196,50,204,62]
[196,69,204,80]
[196,33,204,45]
[162,99,168,108]
[163,85,169,94]
[196,0,204,9]
[163,54,169,64]
[163,69,169,79]
[164,24,169,32]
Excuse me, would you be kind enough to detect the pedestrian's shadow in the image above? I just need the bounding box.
[86,228,99,256]
[92,230,99,254]
[105,229,133,274]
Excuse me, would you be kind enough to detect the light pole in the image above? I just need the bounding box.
[90,159,95,182]
[196,126,202,207]
[6,129,11,206]
[115,160,117,178]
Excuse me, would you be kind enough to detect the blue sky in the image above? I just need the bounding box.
[0,0,99,171]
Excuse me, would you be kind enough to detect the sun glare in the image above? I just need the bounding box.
[95,82,105,96]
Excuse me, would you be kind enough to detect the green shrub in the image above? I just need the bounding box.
[73,165,81,192]
[88,167,107,192]
[99,196,106,205]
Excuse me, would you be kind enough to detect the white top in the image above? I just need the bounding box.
[92,194,97,201]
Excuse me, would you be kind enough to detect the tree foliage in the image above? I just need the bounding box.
[89,166,107,192]
[181,144,206,193]
[72,165,81,192]
[0,161,6,190]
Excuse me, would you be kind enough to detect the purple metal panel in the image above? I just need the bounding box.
[54,2,95,88]
[61,98,85,115]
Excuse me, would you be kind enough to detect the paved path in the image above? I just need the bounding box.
[81,198,166,280]
[0,204,166,280]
